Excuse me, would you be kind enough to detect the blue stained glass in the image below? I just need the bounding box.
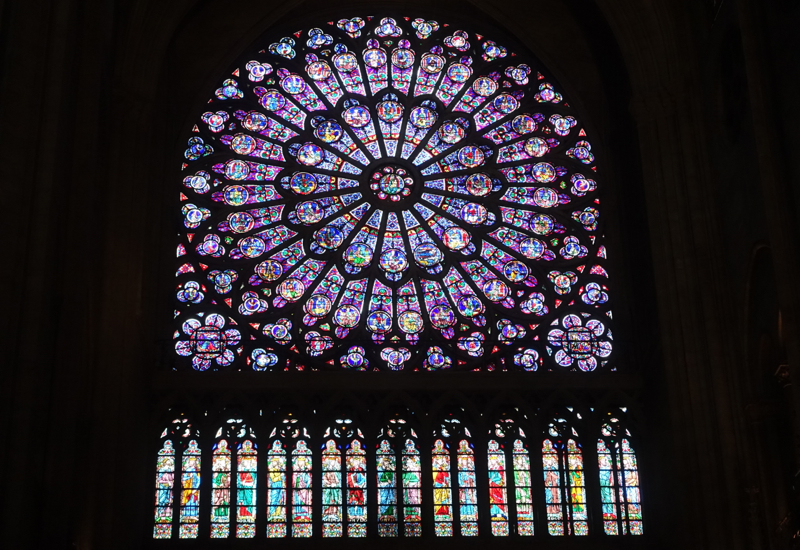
[175,14,613,372]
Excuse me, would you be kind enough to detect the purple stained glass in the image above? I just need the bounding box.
[175,15,613,372]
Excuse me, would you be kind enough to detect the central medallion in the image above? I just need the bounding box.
[370,165,413,201]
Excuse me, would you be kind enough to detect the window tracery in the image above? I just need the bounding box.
[174,14,613,373]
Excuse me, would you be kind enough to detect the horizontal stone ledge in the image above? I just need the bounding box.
[153,371,643,392]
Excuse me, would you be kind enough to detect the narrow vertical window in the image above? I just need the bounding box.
[179,440,202,538]
[598,418,643,535]
[512,439,534,535]
[292,440,313,537]
[376,439,398,536]
[210,440,231,538]
[543,437,588,536]
[322,439,343,537]
[402,438,422,536]
[346,440,367,536]
[236,440,257,537]
[487,440,508,536]
[432,439,453,536]
[267,440,287,537]
[153,440,175,539]
[457,440,479,536]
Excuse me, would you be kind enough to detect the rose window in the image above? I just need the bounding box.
[174,16,614,372]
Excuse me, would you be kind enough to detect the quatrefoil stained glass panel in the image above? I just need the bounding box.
[174,15,613,372]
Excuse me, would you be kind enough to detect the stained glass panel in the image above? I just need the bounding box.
[174,15,613,373]
[457,440,479,536]
[210,440,232,538]
[432,439,453,536]
[487,440,509,536]
[322,439,343,537]
[179,440,201,539]
[376,439,397,536]
[543,435,587,536]
[346,440,368,536]
[236,440,257,537]
[512,439,534,536]
[598,418,644,535]
[402,438,422,536]
[153,440,175,539]
[267,440,287,537]
[292,440,313,537]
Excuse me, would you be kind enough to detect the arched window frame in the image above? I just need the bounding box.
[266,414,313,537]
[597,409,644,535]
[208,417,258,538]
[487,414,536,537]
[320,418,366,537]
[431,414,478,537]
[542,409,588,536]
[375,415,423,537]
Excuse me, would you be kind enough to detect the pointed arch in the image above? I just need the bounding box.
[542,408,588,536]
[597,409,644,535]
[375,414,422,537]
[208,417,258,538]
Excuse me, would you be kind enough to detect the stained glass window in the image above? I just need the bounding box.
[210,440,232,537]
[173,14,613,373]
[432,439,453,536]
[321,419,365,537]
[432,416,477,536]
[321,440,343,536]
[207,418,258,538]
[598,413,644,535]
[179,440,202,538]
[487,417,535,536]
[153,440,176,539]
[542,417,588,536]
[266,440,288,536]
[376,418,422,537]
[237,440,258,537]
[153,417,200,539]
[266,416,312,537]
[292,440,313,537]
[457,440,479,535]
[488,440,509,535]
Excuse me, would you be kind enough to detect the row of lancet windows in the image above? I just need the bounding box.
[154,412,642,539]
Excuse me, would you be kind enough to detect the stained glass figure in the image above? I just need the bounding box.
[457,440,479,536]
[432,416,476,536]
[320,419,365,537]
[376,439,398,536]
[598,413,643,535]
[542,417,588,536]
[513,440,535,536]
[375,417,422,537]
[153,440,176,539]
[487,440,509,536]
[292,440,313,537]
[205,419,258,538]
[346,440,368,536]
[236,440,258,537]
[485,417,535,536]
[153,417,199,539]
[267,440,288,537]
[432,439,453,537]
[321,440,343,537]
[179,440,202,538]
[174,15,613,373]
[210,440,232,538]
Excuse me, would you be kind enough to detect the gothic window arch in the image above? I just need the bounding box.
[597,409,644,535]
[542,408,588,536]
[209,417,258,538]
[375,415,422,536]
[265,414,313,537]
[173,13,613,373]
[156,9,647,545]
